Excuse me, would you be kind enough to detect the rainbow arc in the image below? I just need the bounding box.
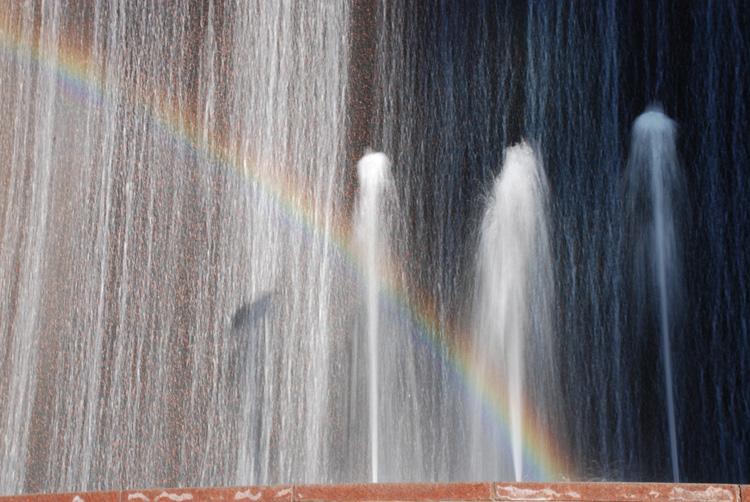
[0,14,572,482]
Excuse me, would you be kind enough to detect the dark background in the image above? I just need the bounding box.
[360,0,748,482]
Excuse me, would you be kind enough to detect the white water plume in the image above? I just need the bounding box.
[355,152,392,483]
[471,141,554,481]
[626,106,683,482]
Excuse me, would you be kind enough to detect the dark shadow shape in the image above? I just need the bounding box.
[232,291,274,331]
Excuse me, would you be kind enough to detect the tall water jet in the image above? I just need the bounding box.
[355,152,392,483]
[626,106,683,482]
[471,142,554,481]
[352,156,426,483]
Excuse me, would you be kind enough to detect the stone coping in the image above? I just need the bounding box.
[0,483,746,502]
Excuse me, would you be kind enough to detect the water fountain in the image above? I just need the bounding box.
[625,107,683,482]
[471,142,555,482]
[355,151,394,482]
[0,0,748,497]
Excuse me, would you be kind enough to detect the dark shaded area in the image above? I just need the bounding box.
[368,0,749,483]
[232,293,274,331]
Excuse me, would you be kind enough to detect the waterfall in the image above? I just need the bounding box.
[0,0,352,492]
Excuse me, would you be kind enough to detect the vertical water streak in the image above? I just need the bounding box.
[684,0,750,481]
[0,1,61,493]
[229,0,350,484]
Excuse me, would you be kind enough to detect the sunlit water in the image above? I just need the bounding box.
[472,142,554,482]
[0,0,748,495]
[355,151,393,482]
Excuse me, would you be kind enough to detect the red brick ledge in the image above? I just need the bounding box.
[0,483,746,502]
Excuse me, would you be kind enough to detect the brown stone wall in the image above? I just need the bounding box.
[0,483,747,502]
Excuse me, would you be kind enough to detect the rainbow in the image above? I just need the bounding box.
[0,10,571,482]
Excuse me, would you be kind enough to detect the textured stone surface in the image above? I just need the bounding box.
[0,483,746,502]
[0,491,120,502]
[295,483,491,501]
[495,483,738,502]
[121,486,293,502]
[740,486,749,502]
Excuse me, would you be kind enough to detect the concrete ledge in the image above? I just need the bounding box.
[0,483,746,502]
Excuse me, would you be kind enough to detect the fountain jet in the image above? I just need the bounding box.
[355,152,392,483]
[472,142,554,481]
[626,106,683,482]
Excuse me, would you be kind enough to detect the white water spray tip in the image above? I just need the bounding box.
[633,104,675,134]
[357,152,391,186]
